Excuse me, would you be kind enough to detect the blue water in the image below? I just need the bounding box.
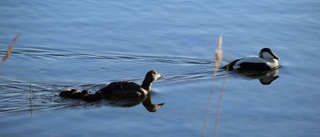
[1,0,320,137]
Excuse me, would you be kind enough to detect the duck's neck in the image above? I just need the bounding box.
[141,80,152,91]
[266,58,279,68]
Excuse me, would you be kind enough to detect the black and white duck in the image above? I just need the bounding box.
[221,48,280,71]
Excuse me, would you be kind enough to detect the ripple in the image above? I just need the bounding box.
[11,48,214,64]
[0,48,226,114]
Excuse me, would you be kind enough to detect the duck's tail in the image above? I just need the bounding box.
[220,65,227,70]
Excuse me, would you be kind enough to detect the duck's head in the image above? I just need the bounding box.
[259,48,280,60]
[144,70,163,83]
[141,70,163,92]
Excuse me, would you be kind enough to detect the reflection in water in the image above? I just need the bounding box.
[107,92,164,112]
[60,89,164,113]
[235,69,280,85]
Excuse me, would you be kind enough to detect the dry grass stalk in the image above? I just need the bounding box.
[30,83,33,117]
[213,50,232,137]
[201,35,223,137]
[215,35,223,71]
[1,35,20,63]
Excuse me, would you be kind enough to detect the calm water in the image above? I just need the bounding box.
[1,0,319,137]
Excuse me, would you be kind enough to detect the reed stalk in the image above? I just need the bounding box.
[1,35,20,63]
[213,50,232,137]
[201,36,223,137]
[30,83,33,117]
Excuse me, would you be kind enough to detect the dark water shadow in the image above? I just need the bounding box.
[229,69,280,85]
[105,91,164,112]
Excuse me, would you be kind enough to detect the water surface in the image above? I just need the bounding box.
[0,0,319,137]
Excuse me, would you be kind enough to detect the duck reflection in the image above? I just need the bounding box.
[235,69,279,85]
[60,89,164,112]
[106,92,164,112]
[142,93,165,112]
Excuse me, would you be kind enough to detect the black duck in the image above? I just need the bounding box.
[98,70,162,99]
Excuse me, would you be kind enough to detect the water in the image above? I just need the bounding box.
[1,0,320,137]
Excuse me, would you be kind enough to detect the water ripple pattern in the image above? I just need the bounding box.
[0,48,226,114]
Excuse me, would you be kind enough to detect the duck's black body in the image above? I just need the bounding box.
[99,81,145,99]
[223,58,273,71]
[221,48,280,71]
[98,70,162,100]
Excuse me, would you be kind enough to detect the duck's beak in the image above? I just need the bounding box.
[158,74,165,79]
[268,51,280,60]
[272,53,280,60]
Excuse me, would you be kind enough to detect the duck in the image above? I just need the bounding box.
[59,89,77,97]
[221,48,280,71]
[70,90,89,99]
[98,70,163,99]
